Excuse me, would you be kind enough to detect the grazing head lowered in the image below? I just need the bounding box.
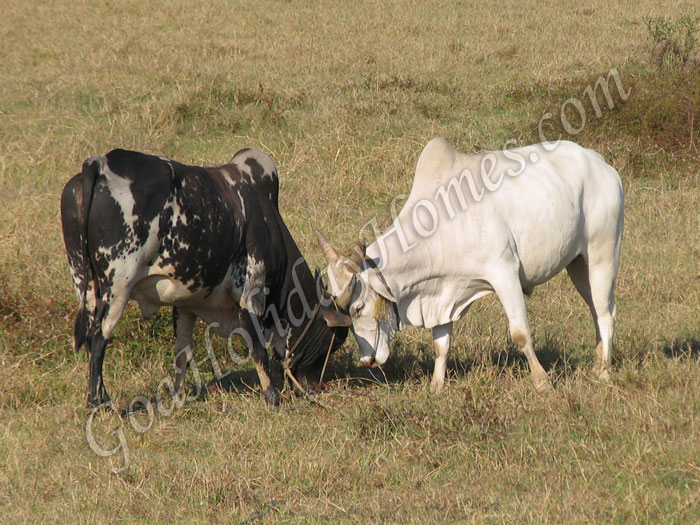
[315,138,623,395]
[60,148,350,408]
[314,230,398,368]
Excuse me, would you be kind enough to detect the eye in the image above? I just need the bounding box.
[350,301,365,316]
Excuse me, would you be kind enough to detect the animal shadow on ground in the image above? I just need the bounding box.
[171,331,595,406]
[662,337,700,359]
[313,330,582,391]
[119,367,266,416]
[195,348,473,399]
[206,355,411,399]
[487,333,583,384]
[203,367,264,398]
[325,345,477,387]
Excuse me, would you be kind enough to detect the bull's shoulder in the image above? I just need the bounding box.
[403,137,460,202]
[414,137,457,185]
[228,148,280,207]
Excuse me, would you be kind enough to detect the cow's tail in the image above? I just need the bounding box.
[60,156,101,351]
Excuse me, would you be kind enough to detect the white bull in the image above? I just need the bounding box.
[316,138,624,392]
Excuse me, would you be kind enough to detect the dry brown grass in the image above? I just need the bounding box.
[1,0,700,522]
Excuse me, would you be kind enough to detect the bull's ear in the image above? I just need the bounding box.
[367,269,397,303]
[321,307,352,327]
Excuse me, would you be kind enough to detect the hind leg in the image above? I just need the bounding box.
[87,292,130,408]
[588,259,617,380]
[566,256,601,363]
[566,254,617,380]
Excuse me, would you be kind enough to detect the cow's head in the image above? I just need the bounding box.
[315,230,399,368]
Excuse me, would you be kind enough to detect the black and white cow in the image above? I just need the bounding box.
[60,148,350,408]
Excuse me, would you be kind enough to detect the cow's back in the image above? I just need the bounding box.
[484,142,622,285]
[84,149,288,312]
[479,142,622,284]
[400,140,622,284]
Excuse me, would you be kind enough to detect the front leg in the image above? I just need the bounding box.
[430,323,453,393]
[492,276,553,393]
[251,341,280,406]
[172,307,195,395]
[236,311,280,406]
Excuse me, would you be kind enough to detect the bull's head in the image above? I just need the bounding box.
[314,230,399,368]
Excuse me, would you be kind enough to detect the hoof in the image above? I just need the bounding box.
[533,374,554,394]
[429,379,444,394]
[87,394,112,411]
[595,366,611,382]
[263,386,280,407]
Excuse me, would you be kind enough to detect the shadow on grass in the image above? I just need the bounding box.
[318,331,584,390]
[171,331,593,405]
[201,367,263,398]
[123,333,699,413]
[116,368,262,415]
[487,334,583,384]
[662,337,700,360]
[205,348,475,396]
[335,353,476,386]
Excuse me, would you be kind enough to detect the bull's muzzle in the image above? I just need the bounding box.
[359,355,380,368]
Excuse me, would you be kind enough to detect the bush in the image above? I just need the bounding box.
[644,16,700,70]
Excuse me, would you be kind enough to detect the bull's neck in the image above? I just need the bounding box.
[277,235,336,360]
[282,261,341,368]
[367,214,428,301]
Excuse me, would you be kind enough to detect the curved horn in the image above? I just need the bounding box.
[314,229,339,263]
[335,274,357,310]
[347,240,366,272]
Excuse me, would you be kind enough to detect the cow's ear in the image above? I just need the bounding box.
[367,269,397,303]
[321,307,352,327]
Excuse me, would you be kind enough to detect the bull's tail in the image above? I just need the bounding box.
[60,156,101,351]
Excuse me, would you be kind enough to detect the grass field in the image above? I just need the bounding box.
[1,0,699,522]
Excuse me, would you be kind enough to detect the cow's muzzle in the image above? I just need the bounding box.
[359,355,380,368]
